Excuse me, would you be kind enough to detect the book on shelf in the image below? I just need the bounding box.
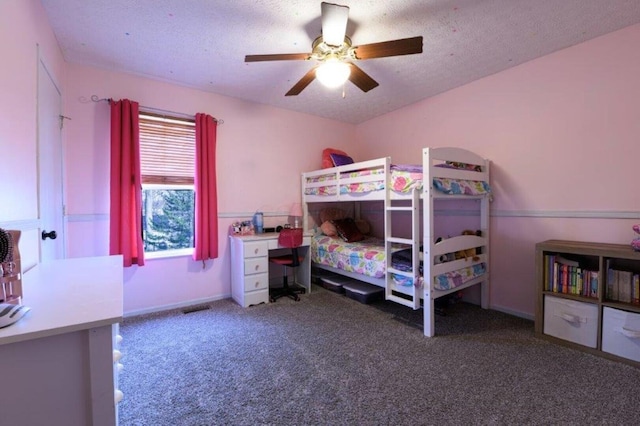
[589,271,598,298]
[544,253,597,298]
[618,270,632,303]
[606,268,639,304]
[544,254,552,291]
[607,268,618,300]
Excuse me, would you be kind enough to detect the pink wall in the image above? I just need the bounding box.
[5,0,639,319]
[0,0,64,221]
[356,24,640,317]
[0,0,66,267]
[62,64,356,314]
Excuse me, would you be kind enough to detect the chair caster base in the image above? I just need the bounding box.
[269,286,303,302]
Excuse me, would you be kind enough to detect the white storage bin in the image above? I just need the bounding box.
[543,295,598,348]
[602,307,640,362]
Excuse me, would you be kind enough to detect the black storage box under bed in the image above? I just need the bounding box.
[341,280,384,304]
[319,276,349,294]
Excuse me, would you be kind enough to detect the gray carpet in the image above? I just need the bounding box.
[119,285,640,426]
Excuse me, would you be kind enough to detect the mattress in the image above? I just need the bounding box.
[391,247,487,290]
[311,235,387,278]
[312,235,487,291]
[391,262,487,291]
[304,164,491,197]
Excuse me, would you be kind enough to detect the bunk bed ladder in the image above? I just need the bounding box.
[385,189,421,309]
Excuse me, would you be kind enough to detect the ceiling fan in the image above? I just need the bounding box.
[244,2,423,96]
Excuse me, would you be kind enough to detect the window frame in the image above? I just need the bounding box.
[139,111,196,258]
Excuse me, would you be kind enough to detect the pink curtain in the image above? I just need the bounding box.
[193,113,219,261]
[109,99,145,267]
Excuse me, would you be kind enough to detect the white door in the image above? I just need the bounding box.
[37,58,65,261]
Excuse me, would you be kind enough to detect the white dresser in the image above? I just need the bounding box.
[229,233,311,307]
[0,255,124,426]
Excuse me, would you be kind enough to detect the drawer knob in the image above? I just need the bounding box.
[255,265,260,271]
[255,281,260,288]
[115,389,124,404]
[113,349,123,362]
[117,362,124,373]
[254,248,259,254]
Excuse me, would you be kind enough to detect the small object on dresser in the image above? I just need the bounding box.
[231,222,241,234]
[240,220,254,235]
[253,212,264,234]
[0,229,22,305]
[0,303,31,328]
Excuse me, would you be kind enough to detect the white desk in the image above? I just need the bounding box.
[229,232,312,307]
[0,255,124,426]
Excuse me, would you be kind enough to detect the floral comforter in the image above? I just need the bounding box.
[304,165,491,196]
[311,235,387,278]
[392,262,486,290]
[313,234,487,290]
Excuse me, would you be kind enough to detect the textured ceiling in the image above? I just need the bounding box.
[41,0,640,124]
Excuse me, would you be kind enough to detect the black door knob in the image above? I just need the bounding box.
[42,230,57,240]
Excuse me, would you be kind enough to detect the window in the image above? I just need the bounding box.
[139,112,196,254]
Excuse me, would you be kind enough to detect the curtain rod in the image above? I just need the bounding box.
[90,95,224,124]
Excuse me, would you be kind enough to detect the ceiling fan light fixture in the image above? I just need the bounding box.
[316,59,351,88]
[245,2,422,96]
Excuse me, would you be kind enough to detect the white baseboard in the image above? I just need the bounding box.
[489,304,534,321]
[123,293,232,318]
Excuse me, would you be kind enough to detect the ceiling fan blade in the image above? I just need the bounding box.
[348,63,379,93]
[245,53,311,62]
[285,68,317,96]
[321,2,349,47]
[353,36,423,60]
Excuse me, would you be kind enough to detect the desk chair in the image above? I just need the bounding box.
[269,228,306,302]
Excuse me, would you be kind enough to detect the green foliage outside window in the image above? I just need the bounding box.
[142,188,194,252]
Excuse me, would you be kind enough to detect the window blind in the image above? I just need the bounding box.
[139,112,195,185]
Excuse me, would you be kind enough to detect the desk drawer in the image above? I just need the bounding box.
[244,241,268,258]
[244,257,268,275]
[602,307,640,362]
[244,273,268,292]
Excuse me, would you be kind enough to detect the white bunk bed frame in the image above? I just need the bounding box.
[301,147,491,337]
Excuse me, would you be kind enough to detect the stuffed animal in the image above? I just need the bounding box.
[454,230,482,261]
[434,237,453,264]
[632,224,640,252]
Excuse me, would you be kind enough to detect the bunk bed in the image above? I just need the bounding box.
[301,147,492,337]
